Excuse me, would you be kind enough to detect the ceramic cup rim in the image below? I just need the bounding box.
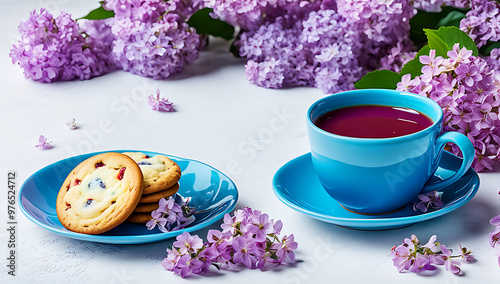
[307,89,444,143]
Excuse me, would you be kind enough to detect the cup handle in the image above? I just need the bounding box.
[421,131,475,193]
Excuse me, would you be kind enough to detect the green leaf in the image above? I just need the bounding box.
[480,40,500,55]
[409,7,468,48]
[437,11,466,28]
[410,9,448,47]
[400,45,430,79]
[429,26,479,56]
[77,5,114,21]
[229,41,242,58]
[424,29,450,58]
[187,8,235,40]
[354,70,402,90]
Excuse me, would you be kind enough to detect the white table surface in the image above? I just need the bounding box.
[1,1,499,283]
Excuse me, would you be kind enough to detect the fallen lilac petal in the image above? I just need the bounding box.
[148,89,175,112]
[459,244,474,263]
[35,135,53,150]
[421,235,439,253]
[490,215,500,226]
[412,191,443,212]
[441,245,461,274]
[490,227,500,248]
[409,254,433,273]
[66,117,77,129]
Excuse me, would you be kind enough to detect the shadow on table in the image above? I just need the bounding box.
[166,39,246,81]
[307,196,497,246]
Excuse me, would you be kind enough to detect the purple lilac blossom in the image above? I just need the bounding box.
[487,48,500,72]
[390,234,473,274]
[302,9,364,93]
[104,0,202,21]
[204,0,270,31]
[459,244,475,263]
[396,44,500,172]
[247,212,274,242]
[336,0,416,70]
[237,8,363,93]
[145,195,195,232]
[35,135,52,150]
[440,245,462,274]
[79,18,117,71]
[173,231,204,254]
[211,0,417,93]
[110,14,202,79]
[66,117,77,130]
[205,0,320,31]
[238,13,314,89]
[272,234,298,263]
[412,191,444,213]
[460,0,500,48]
[101,0,204,79]
[163,207,297,278]
[390,234,432,273]
[379,42,417,73]
[231,236,261,268]
[9,9,109,83]
[148,89,175,112]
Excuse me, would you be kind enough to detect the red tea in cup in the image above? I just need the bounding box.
[314,105,433,138]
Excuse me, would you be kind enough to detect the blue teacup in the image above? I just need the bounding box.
[306,89,474,214]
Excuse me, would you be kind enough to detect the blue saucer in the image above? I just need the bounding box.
[19,150,238,244]
[272,151,479,230]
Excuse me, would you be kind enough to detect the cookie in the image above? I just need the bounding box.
[139,183,179,203]
[56,152,144,234]
[126,212,153,224]
[123,152,181,194]
[133,202,160,213]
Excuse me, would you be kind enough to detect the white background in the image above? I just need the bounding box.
[1,1,499,283]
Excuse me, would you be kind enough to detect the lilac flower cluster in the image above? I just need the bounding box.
[104,0,204,79]
[238,9,363,93]
[162,207,297,278]
[206,0,320,32]
[9,9,111,83]
[146,194,195,232]
[208,0,416,93]
[302,9,364,93]
[460,0,500,48]
[390,234,474,274]
[412,191,444,213]
[337,0,417,70]
[487,48,500,72]
[396,44,500,171]
[11,1,206,82]
[379,42,417,73]
[490,215,500,267]
[79,19,117,69]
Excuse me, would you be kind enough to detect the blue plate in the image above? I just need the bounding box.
[272,151,479,230]
[19,150,238,244]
